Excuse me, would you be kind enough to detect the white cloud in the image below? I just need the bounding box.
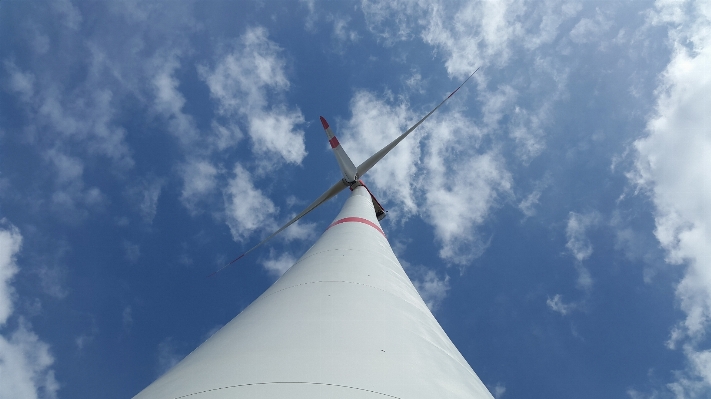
[139,179,163,224]
[329,14,360,46]
[75,333,94,351]
[569,10,613,44]
[340,90,422,216]
[200,27,306,164]
[29,28,50,55]
[27,84,134,171]
[360,1,575,168]
[201,324,223,343]
[566,211,599,263]
[630,0,711,394]
[42,148,103,219]
[423,149,512,265]
[481,85,518,129]
[123,306,133,332]
[493,382,507,399]
[223,163,277,243]
[546,294,577,316]
[300,0,318,31]
[0,319,60,399]
[248,108,307,164]
[6,61,35,103]
[566,211,599,291]
[0,221,59,399]
[412,269,450,312]
[356,3,583,266]
[404,71,425,94]
[339,87,511,265]
[156,337,184,377]
[123,241,141,263]
[53,0,82,30]
[361,0,421,44]
[0,220,22,326]
[36,265,68,300]
[5,51,134,220]
[278,220,318,243]
[261,250,296,278]
[180,159,219,214]
[127,176,164,224]
[546,213,599,311]
[210,121,243,152]
[400,259,450,311]
[509,104,548,162]
[518,175,551,218]
[626,388,659,399]
[151,53,199,147]
[362,0,581,76]
[519,188,542,218]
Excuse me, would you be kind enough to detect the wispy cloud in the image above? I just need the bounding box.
[151,52,199,147]
[423,149,512,264]
[569,9,612,44]
[492,382,507,399]
[179,159,219,215]
[412,269,451,312]
[400,259,451,312]
[156,337,185,377]
[123,241,141,264]
[548,211,599,316]
[223,163,277,243]
[126,176,164,224]
[122,306,133,332]
[566,211,599,291]
[546,294,578,316]
[566,212,599,262]
[200,27,307,165]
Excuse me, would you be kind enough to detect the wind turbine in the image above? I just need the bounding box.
[134,69,493,398]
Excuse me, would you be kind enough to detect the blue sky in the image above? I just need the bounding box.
[1,1,710,398]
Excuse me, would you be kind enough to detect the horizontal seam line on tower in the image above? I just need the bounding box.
[257,279,432,317]
[171,381,401,399]
[285,247,399,271]
[261,280,391,299]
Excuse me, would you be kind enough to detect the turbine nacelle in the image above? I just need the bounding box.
[352,180,387,221]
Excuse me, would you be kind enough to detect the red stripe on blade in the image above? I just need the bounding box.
[327,217,385,237]
[320,116,330,129]
[329,136,340,149]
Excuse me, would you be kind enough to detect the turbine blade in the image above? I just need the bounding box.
[320,116,358,183]
[356,68,479,178]
[209,179,349,277]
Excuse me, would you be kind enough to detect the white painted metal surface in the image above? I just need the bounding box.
[320,116,358,183]
[134,187,493,398]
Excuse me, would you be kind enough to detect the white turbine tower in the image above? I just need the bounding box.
[134,70,493,399]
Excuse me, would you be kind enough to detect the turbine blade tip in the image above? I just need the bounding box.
[319,116,329,130]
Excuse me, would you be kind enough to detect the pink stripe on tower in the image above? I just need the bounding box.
[327,216,385,237]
